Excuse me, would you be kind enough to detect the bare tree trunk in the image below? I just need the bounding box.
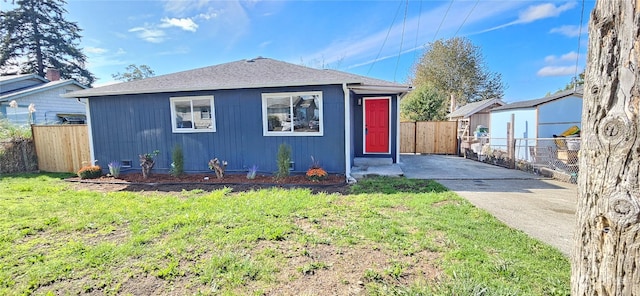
[572,1,640,295]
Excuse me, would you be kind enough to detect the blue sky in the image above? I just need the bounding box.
[58,0,593,102]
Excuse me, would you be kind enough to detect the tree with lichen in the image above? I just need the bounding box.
[0,0,95,85]
[571,1,640,294]
[412,37,504,115]
[112,64,155,82]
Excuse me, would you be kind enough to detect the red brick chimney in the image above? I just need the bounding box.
[45,68,61,81]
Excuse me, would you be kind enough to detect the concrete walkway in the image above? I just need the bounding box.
[399,154,577,257]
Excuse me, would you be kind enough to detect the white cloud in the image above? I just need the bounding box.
[476,1,577,34]
[537,66,577,77]
[115,48,127,55]
[517,2,576,24]
[197,12,219,20]
[85,47,108,55]
[128,26,166,43]
[127,17,197,44]
[259,41,272,48]
[544,51,580,63]
[160,17,198,32]
[550,25,585,37]
[561,51,579,61]
[163,0,250,48]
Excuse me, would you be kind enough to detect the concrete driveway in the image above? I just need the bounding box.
[399,154,577,257]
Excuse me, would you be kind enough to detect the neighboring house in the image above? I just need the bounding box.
[489,87,583,158]
[0,69,88,125]
[448,98,505,156]
[448,98,505,139]
[64,57,411,177]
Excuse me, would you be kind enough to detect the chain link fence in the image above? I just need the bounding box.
[462,137,580,183]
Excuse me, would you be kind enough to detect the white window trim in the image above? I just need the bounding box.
[261,91,324,136]
[170,95,216,133]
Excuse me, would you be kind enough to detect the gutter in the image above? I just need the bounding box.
[343,83,357,184]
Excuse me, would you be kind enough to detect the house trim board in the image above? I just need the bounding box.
[343,83,352,179]
[84,98,96,166]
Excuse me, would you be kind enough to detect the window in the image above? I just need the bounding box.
[262,91,323,136]
[170,95,215,133]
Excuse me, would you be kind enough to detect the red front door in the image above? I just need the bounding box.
[364,98,390,153]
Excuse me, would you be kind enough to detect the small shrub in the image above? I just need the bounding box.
[276,143,291,179]
[108,161,121,178]
[0,118,31,140]
[77,165,102,179]
[247,165,258,179]
[170,145,184,177]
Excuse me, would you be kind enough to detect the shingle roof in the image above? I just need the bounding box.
[0,74,47,84]
[447,98,505,119]
[0,79,87,101]
[492,86,583,111]
[65,57,410,98]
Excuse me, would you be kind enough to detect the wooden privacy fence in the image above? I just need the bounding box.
[32,124,90,173]
[400,121,457,154]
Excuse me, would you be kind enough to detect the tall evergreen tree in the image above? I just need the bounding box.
[0,0,95,86]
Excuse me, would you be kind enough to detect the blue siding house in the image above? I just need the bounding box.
[65,58,411,179]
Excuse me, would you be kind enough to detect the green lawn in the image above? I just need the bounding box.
[0,174,569,295]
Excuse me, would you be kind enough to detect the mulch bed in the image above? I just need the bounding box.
[66,173,351,194]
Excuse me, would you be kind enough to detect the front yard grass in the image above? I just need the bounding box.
[0,174,569,295]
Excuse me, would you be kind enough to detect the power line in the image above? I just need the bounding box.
[453,0,479,37]
[413,0,423,62]
[367,0,403,75]
[433,0,454,42]
[573,0,586,91]
[394,0,409,82]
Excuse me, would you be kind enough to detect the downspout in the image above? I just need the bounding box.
[77,98,96,166]
[396,92,407,164]
[343,83,356,184]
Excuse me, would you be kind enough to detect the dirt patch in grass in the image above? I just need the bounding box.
[244,240,441,295]
[431,200,460,207]
[68,173,351,195]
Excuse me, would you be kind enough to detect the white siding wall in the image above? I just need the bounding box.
[490,108,537,153]
[537,95,583,137]
[10,84,86,124]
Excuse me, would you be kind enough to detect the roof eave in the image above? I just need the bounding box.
[1,80,87,101]
[0,74,47,86]
[65,80,409,98]
[348,84,412,95]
